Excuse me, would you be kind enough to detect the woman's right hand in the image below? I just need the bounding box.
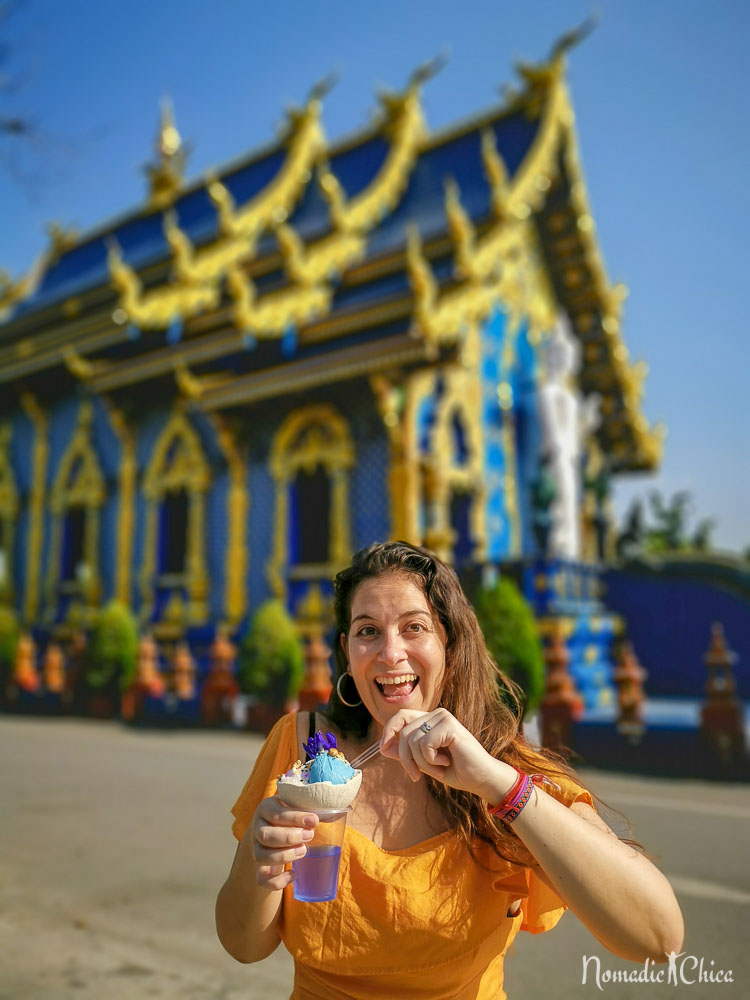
[246,795,318,892]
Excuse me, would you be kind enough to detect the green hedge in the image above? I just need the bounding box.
[86,601,139,692]
[473,577,545,718]
[238,600,304,705]
[0,605,20,666]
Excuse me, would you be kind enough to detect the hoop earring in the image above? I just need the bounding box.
[336,672,362,708]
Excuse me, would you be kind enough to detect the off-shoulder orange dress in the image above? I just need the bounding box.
[231,712,593,1000]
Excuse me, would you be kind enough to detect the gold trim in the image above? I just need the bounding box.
[317,81,425,234]
[0,246,52,324]
[104,77,427,337]
[225,264,331,338]
[268,405,354,600]
[107,237,220,330]
[276,222,366,286]
[20,394,48,623]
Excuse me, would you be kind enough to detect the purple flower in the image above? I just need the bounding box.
[303,730,338,759]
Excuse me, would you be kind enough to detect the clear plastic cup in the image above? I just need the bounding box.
[292,807,350,902]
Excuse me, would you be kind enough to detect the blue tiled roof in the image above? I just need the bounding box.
[7,105,541,324]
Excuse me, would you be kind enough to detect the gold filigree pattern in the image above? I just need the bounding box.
[107,239,219,330]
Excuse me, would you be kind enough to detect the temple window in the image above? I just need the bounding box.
[61,504,86,583]
[46,401,106,625]
[293,465,331,565]
[452,412,469,465]
[449,489,473,567]
[269,405,354,599]
[142,407,210,632]
[159,488,189,576]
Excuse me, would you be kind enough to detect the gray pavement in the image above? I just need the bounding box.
[1,715,747,1000]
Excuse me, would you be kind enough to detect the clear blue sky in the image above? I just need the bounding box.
[2,0,748,552]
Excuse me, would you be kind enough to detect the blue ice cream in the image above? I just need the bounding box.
[309,752,356,785]
[278,730,362,809]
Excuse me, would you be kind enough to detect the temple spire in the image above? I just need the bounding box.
[145,97,188,209]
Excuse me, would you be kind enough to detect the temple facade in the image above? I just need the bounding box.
[0,51,662,707]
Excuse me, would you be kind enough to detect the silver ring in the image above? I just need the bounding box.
[419,721,433,734]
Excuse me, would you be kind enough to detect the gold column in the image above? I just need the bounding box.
[187,490,208,623]
[369,374,411,543]
[20,393,48,623]
[206,414,248,626]
[268,474,288,599]
[105,404,137,605]
[401,370,437,545]
[330,468,350,566]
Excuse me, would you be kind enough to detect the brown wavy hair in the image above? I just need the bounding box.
[326,540,643,867]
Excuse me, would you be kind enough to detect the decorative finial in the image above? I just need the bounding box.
[45,221,79,261]
[145,97,188,210]
[547,13,599,65]
[308,71,339,104]
[407,50,449,91]
[511,15,598,103]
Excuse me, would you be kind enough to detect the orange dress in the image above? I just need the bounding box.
[231,713,594,1000]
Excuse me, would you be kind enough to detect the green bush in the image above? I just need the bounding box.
[473,577,545,718]
[238,600,304,705]
[86,601,139,692]
[0,605,20,666]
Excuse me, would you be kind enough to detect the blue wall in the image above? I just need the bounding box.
[604,568,750,699]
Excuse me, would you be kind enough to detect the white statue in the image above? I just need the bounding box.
[536,314,599,560]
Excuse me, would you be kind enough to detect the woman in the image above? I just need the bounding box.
[216,541,684,999]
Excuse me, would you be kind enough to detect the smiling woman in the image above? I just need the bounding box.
[216,541,684,1000]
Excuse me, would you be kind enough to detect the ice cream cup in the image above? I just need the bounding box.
[291,807,350,903]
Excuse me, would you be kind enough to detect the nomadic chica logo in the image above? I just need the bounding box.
[582,952,734,989]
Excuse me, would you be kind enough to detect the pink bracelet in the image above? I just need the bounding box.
[490,771,562,824]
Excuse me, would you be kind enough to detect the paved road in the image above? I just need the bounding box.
[1,716,747,1000]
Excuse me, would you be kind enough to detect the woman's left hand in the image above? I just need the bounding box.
[379,708,516,799]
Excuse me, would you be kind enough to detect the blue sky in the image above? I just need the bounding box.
[1,0,748,551]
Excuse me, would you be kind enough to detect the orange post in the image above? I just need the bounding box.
[700,623,745,769]
[538,622,583,751]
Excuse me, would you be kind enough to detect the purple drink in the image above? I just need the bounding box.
[293,845,342,902]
